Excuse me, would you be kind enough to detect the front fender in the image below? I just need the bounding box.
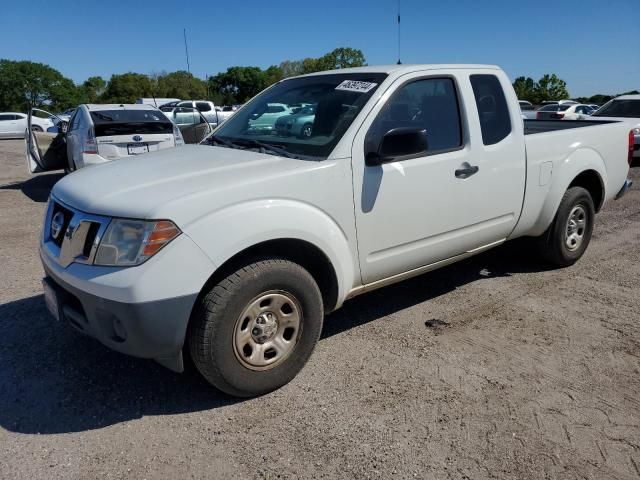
[531,147,607,236]
[183,199,358,307]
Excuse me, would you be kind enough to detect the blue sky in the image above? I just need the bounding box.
[1,0,638,97]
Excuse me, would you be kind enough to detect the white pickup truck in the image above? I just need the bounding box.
[33,64,634,397]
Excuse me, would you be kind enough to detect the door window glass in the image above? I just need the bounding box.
[195,102,212,112]
[0,114,15,121]
[470,74,512,145]
[367,77,462,154]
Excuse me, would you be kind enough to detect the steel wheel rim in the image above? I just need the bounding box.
[565,205,587,251]
[233,290,302,371]
[302,125,312,137]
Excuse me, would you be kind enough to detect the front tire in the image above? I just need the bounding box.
[536,186,595,267]
[188,258,324,397]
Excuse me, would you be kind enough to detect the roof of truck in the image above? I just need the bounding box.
[300,64,500,77]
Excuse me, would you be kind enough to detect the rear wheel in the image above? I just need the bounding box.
[32,125,42,132]
[188,258,324,397]
[300,123,313,138]
[536,186,595,267]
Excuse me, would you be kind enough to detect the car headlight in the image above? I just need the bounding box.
[94,219,181,266]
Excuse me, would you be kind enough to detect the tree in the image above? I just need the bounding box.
[319,47,367,70]
[279,60,304,78]
[79,76,106,103]
[512,76,536,101]
[102,73,154,103]
[208,66,277,104]
[0,59,79,112]
[534,74,570,103]
[155,70,207,100]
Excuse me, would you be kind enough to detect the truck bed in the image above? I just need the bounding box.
[524,119,616,135]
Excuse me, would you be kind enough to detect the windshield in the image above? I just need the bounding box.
[210,72,387,159]
[592,99,640,118]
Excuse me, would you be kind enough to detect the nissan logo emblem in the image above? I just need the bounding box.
[51,212,65,239]
[132,135,142,142]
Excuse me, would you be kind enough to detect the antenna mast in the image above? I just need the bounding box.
[183,28,191,73]
[397,0,401,64]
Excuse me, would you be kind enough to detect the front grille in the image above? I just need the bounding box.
[43,197,111,268]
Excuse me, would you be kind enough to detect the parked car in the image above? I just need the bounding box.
[535,103,574,120]
[26,104,192,173]
[519,100,537,120]
[54,108,76,124]
[172,101,234,127]
[247,103,293,133]
[31,64,633,397]
[275,104,316,137]
[541,100,578,106]
[560,104,596,120]
[0,112,53,138]
[136,98,181,107]
[590,95,640,159]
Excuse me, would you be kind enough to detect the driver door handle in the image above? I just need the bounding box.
[455,162,479,179]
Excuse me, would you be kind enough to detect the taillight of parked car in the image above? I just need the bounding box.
[83,127,98,154]
[536,112,541,120]
[629,130,635,166]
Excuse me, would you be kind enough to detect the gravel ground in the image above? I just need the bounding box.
[0,138,639,480]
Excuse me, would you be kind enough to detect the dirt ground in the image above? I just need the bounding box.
[0,138,639,480]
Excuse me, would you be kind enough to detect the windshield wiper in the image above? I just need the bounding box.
[230,138,298,159]
[208,134,237,149]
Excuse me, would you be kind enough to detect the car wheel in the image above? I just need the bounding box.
[32,125,43,132]
[536,186,595,267]
[300,123,313,138]
[188,257,324,397]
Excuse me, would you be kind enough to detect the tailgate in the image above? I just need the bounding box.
[97,133,175,160]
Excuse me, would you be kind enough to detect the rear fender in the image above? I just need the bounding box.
[531,148,606,236]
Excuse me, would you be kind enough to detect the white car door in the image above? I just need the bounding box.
[351,71,526,284]
[25,108,68,173]
[0,114,14,137]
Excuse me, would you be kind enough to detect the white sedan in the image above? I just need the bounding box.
[0,112,53,138]
[561,104,596,120]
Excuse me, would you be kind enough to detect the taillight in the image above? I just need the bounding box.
[557,113,564,119]
[83,127,98,154]
[536,112,541,120]
[629,130,634,166]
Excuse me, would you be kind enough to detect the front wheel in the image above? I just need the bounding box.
[188,258,324,397]
[536,186,595,267]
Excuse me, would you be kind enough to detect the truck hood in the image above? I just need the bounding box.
[52,145,317,223]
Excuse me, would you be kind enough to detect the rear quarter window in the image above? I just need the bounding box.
[470,74,512,145]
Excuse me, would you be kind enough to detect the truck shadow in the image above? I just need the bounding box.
[0,172,64,202]
[0,241,550,435]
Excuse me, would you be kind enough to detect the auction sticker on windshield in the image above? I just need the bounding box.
[335,80,378,93]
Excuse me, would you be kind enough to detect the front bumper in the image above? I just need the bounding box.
[42,268,195,372]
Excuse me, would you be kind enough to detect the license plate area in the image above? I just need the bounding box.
[42,279,60,321]
[127,143,149,155]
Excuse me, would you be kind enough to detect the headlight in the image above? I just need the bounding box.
[94,219,181,266]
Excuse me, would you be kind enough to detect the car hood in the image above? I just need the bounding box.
[52,145,318,224]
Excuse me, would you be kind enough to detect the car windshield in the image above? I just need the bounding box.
[209,72,387,159]
[592,99,640,118]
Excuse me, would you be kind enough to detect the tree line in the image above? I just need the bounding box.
[1,51,635,113]
[0,47,366,112]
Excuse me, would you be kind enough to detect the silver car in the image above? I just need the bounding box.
[274,104,316,138]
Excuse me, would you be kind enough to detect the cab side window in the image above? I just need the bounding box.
[196,102,211,112]
[69,110,82,131]
[367,77,462,155]
[470,74,512,145]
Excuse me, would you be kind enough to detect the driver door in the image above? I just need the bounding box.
[26,108,68,173]
[166,107,212,144]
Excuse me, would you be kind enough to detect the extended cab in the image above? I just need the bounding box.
[33,65,634,397]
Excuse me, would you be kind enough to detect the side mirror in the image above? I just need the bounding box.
[366,127,428,166]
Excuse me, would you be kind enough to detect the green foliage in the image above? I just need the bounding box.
[574,90,639,105]
[0,59,79,111]
[512,73,570,104]
[155,70,207,100]
[208,66,277,104]
[101,73,154,103]
[79,76,106,104]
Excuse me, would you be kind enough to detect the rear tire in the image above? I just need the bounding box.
[188,257,324,397]
[536,186,595,267]
[32,125,42,132]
